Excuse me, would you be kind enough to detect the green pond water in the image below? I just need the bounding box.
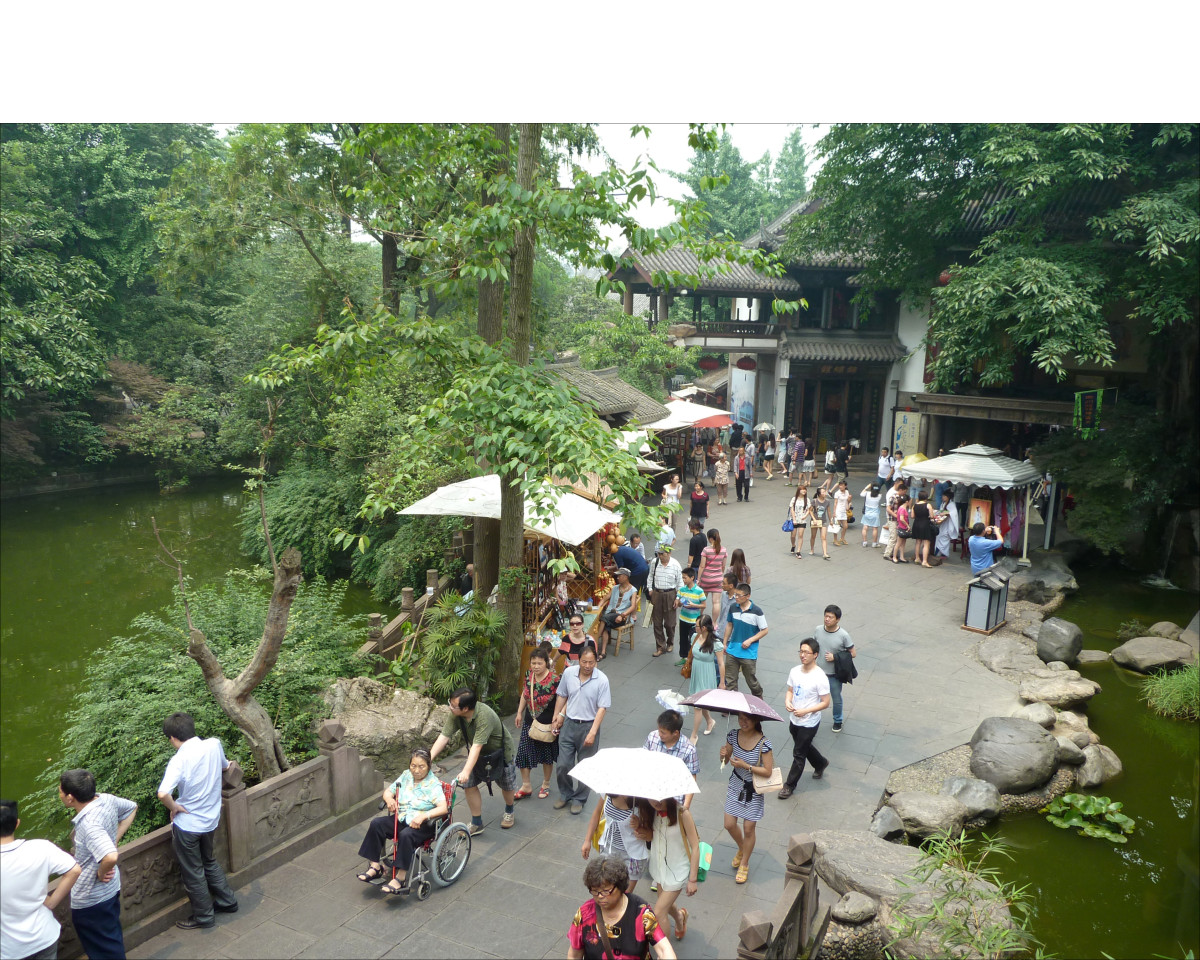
[990,565,1199,959]
[0,480,394,836]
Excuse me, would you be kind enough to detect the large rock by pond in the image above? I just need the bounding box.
[1018,671,1101,708]
[1051,709,1098,748]
[1075,744,1124,788]
[1055,736,1087,765]
[1011,701,1056,728]
[940,776,1001,820]
[969,717,1058,793]
[869,805,905,840]
[811,830,1013,959]
[1000,552,1078,605]
[324,677,452,776]
[975,635,1046,680]
[832,891,879,925]
[887,791,967,839]
[1148,621,1183,640]
[1037,617,1083,665]
[1110,636,1196,673]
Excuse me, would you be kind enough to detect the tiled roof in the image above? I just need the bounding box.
[616,246,803,295]
[742,197,864,269]
[545,358,670,424]
[785,337,910,363]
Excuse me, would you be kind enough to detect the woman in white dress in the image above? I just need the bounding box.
[631,797,699,941]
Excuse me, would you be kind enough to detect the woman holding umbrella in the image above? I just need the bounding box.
[719,713,774,885]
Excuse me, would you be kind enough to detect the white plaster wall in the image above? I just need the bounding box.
[894,301,930,396]
[731,297,760,322]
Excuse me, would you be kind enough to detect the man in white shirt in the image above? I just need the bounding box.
[550,648,611,815]
[157,713,238,930]
[778,639,831,799]
[876,447,896,488]
[648,547,684,658]
[1,799,81,960]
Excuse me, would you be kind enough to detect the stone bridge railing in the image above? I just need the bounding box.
[51,721,381,959]
[358,567,454,676]
[737,833,830,959]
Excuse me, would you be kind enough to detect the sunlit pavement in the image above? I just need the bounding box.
[129,464,1019,959]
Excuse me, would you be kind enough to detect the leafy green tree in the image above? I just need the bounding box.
[768,127,809,213]
[22,570,370,843]
[672,131,772,240]
[785,123,1199,556]
[576,309,699,399]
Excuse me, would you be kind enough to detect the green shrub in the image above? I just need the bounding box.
[1141,661,1199,721]
[414,592,507,703]
[1117,618,1150,641]
[22,569,372,844]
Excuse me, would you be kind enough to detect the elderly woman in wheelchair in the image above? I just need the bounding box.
[357,747,447,894]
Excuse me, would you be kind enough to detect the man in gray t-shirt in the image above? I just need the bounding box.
[813,604,856,732]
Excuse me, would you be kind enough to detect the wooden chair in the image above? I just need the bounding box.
[612,593,640,656]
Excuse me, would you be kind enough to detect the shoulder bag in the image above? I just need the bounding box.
[593,899,617,960]
[750,736,782,793]
[527,671,559,743]
[681,649,693,680]
[782,506,794,533]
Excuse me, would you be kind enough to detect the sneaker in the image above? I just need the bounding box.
[468,822,485,836]
[553,799,569,810]
[832,722,843,732]
[674,658,687,667]
[570,802,584,815]
[501,811,516,829]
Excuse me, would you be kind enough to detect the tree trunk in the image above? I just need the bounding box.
[381,233,400,316]
[185,546,304,779]
[495,123,541,713]
[473,123,510,605]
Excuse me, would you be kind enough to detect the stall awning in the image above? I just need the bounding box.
[898,444,1041,490]
[399,475,621,545]
[642,398,732,432]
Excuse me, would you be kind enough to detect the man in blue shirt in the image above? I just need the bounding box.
[968,523,1004,574]
[613,540,648,592]
[722,582,767,697]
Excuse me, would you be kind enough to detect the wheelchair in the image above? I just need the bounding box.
[378,781,472,900]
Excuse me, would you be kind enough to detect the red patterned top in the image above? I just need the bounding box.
[568,894,665,959]
[521,668,560,718]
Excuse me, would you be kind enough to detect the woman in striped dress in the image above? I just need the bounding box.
[718,713,774,884]
[580,794,648,892]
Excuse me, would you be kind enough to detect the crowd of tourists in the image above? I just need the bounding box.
[0,426,1024,960]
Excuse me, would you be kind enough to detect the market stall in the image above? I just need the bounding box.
[399,474,624,664]
[642,398,733,482]
[897,444,1042,564]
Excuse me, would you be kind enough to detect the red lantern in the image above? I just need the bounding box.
[698,356,720,371]
[938,270,952,286]
[735,357,757,371]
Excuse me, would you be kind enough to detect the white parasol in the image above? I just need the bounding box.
[399,474,620,546]
[569,748,701,801]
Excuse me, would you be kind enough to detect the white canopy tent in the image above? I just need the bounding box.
[898,444,1041,564]
[642,397,732,432]
[399,474,621,546]
[615,430,665,472]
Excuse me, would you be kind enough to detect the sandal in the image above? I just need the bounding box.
[732,850,742,869]
[674,907,688,940]
[380,879,406,895]
[357,864,384,883]
[736,864,750,884]
[538,783,551,799]
[513,787,532,801]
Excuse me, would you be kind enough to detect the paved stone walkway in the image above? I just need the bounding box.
[130,464,1020,960]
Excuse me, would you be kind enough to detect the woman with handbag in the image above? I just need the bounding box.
[630,797,699,942]
[567,857,675,960]
[806,488,833,560]
[687,616,726,743]
[789,486,810,557]
[580,794,649,894]
[514,641,561,800]
[893,495,913,564]
[719,713,775,884]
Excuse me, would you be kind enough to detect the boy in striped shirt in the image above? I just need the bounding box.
[676,567,706,667]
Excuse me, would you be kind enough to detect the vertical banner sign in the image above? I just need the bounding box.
[893,410,921,457]
[1074,390,1102,439]
[729,367,757,432]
